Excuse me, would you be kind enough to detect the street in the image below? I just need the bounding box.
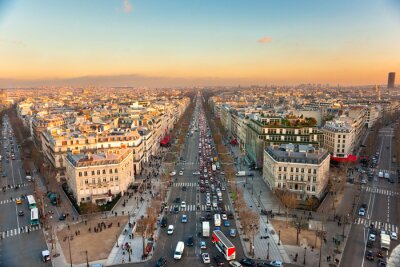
[341,125,399,267]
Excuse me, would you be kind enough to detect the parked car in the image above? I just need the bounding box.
[155,257,167,267]
[167,225,174,235]
[202,253,211,264]
[214,255,224,266]
[240,258,256,266]
[200,241,206,249]
[229,261,242,267]
[366,250,374,261]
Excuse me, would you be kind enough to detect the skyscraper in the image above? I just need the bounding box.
[387,72,395,89]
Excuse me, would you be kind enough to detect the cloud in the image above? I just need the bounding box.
[258,36,272,44]
[123,0,133,13]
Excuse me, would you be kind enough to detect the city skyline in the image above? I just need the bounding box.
[1,0,400,86]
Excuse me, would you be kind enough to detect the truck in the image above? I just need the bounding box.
[202,221,210,237]
[212,164,216,171]
[381,233,391,250]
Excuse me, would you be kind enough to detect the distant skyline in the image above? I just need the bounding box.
[1,0,400,86]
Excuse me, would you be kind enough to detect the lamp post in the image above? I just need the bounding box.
[278,230,281,245]
[267,242,270,259]
[116,235,119,247]
[67,235,72,267]
[303,246,307,265]
[85,250,89,267]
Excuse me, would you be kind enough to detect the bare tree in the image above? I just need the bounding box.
[275,189,298,227]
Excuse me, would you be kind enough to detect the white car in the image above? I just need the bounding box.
[202,253,210,264]
[390,232,398,240]
[179,171,184,176]
[167,225,174,235]
[193,171,201,175]
[369,233,376,242]
[361,179,367,184]
[181,201,186,208]
[269,261,284,267]
[358,208,365,216]
[221,186,226,191]
[170,171,176,176]
[221,214,228,220]
[229,261,242,267]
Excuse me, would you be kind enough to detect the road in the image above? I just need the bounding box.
[341,125,399,267]
[0,115,52,267]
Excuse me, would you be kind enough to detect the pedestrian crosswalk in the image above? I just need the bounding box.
[365,187,399,196]
[355,218,398,234]
[167,204,231,212]
[1,183,30,191]
[1,224,41,239]
[173,182,198,187]
[0,198,20,205]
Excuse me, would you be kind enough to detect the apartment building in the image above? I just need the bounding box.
[65,149,133,205]
[322,117,355,159]
[263,144,330,200]
[246,115,323,168]
[41,127,143,181]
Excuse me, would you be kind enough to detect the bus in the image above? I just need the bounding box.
[214,214,221,227]
[211,230,236,260]
[27,195,36,209]
[30,207,39,226]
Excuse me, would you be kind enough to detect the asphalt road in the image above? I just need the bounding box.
[341,125,399,267]
[0,116,51,267]
[115,95,247,267]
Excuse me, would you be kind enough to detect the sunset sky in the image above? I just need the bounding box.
[0,0,400,86]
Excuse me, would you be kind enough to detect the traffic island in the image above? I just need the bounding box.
[56,215,127,265]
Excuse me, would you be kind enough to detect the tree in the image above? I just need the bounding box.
[240,209,260,256]
[276,189,298,227]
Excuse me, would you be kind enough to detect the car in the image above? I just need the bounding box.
[214,255,224,266]
[366,250,374,261]
[229,261,242,267]
[181,214,187,223]
[224,220,230,227]
[240,258,256,266]
[361,179,367,184]
[366,240,373,248]
[202,253,211,264]
[18,210,24,216]
[15,197,22,204]
[268,261,284,267]
[167,225,174,235]
[173,206,179,214]
[155,257,167,267]
[377,259,387,266]
[181,201,186,208]
[179,171,184,176]
[193,171,201,175]
[170,171,176,176]
[230,229,237,237]
[200,241,206,249]
[186,235,194,246]
[175,197,181,203]
[369,233,376,242]
[227,212,234,219]
[221,214,228,220]
[390,232,398,240]
[182,186,187,191]
[358,208,365,216]
[221,186,226,191]
[161,217,168,227]
[59,213,67,221]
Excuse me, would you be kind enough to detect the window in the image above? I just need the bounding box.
[313,169,317,174]
[301,168,304,173]
[278,167,282,171]
[84,171,87,176]
[284,167,287,171]
[102,170,106,174]
[278,174,282,180]
[79,172,82,177]
[115,176,118,181]
[295,175,298,181]
[306,185,310,191]
[308,169,311,174]
[84,179,88,184]
[81,198,85,202]
[103,177,107,182]
[110,177,113,182]
[312,186,316,192]
[91,171,95,175]
[308,176,311,182]
[115,169,118,173]
[109,169,113,174]
[278,183,281,188]
[98,178,101,184]
[97,170,100,175]
[290,175,293,180]
[92,178,95,184]
[313,176,317,182]
[295,168,299,173]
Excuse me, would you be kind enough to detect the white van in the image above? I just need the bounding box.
[26,175,33,181]
[41,250,50,262]
[384,172,390,179]
[174,241,185,259]
[378,171,384,178]
[214,214,221,227]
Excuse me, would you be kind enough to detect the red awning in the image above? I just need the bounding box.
[331,154,357,163]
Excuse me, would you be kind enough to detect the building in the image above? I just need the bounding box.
[263,144,330,200]
[245,115,323,168]
[322,117,355,159]
[388,72,396,89]
[65,149,133,205]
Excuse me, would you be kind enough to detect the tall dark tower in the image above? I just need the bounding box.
[387,72,395,89]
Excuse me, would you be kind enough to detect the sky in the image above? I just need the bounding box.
[0,0,400,86]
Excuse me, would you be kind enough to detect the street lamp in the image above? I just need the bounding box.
[116,235,119,247]
[303,246,307,265]
[278,230,281,245]
[66,234,73,267]
[267,242,270,259]
[85,250,89,267]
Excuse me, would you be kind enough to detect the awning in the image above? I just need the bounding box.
[331,154,357,163]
